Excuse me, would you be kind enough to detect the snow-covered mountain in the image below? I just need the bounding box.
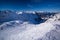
[0,10,60,40]
[0,10,18,24]
[0,10,57,24]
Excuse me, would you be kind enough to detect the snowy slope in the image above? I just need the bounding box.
[0,11,60,40]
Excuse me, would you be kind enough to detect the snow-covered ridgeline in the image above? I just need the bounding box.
[0,11,60,40]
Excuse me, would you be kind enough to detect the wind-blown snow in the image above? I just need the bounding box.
[0,11,60,40]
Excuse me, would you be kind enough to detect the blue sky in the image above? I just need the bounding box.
[0,0,60,12]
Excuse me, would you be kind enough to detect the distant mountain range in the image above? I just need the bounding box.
[0,10,59,24]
